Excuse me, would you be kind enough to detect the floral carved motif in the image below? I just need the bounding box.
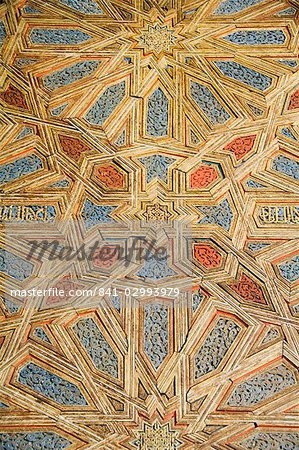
[47,275,84,305]
[288,89,299,110]
[59,135,91,162]
[224,135,256,160]
[92,245,120,269]
[193,243,222,269]
[0,84,29,110]
[94,164,125,189]
[229,273,267,304]
[144,203,171,222]
[190,165,218,188]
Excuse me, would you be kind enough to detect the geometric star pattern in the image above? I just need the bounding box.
[0,0,298,449]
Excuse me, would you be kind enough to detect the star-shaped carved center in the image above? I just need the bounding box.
[138,23,177,54]
[133,421,181,449]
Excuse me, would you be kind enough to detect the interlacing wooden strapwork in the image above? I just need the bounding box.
[0,0,299,449]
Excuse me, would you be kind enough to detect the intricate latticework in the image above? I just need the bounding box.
[0,0,298,448]
[73,317,119,377]
[17,362,88,406]
[193,317,241,379]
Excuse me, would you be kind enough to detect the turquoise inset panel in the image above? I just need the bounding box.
[43,60,100,91]
[192,288,205,312]
[0,249,33,281]
[214,0,264,15]
[0,21,6,47]
[30,28,92,44]
[276,7,297,16]
[115,130,126,146]
[241,432,299,450]
[227,364,296,406]
[59,0,103,14]
[2,297,21,314]
[73,317,119,377]
[112,295,121,312]
[34,327,51,343]
[215,61,272,91]
[197,199,233,231]
[0,432,71,449]
[0,155,43,185]
[281,127,297,140]
[23,4,42,14]
[246,179,266,188]
[18,362,88,406]
[81,198,116,230]
[262,328,280,344]
[146,88,169,136]
[278,256,299,282]
[50,179,70,188]
[248,104,264,117]
[15,58,38,67]
[190,81,231,124]
[223,30,286,45]
[272,155,299,180]
[51,104,68,116]
[16,127,34,140]
[194,318,240,378]
[139,155,175,183]
[85,81,126,126]
[278,60,298,68]
[137,252,176,280]
[144,303,169,369]
[247,242,271,252]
